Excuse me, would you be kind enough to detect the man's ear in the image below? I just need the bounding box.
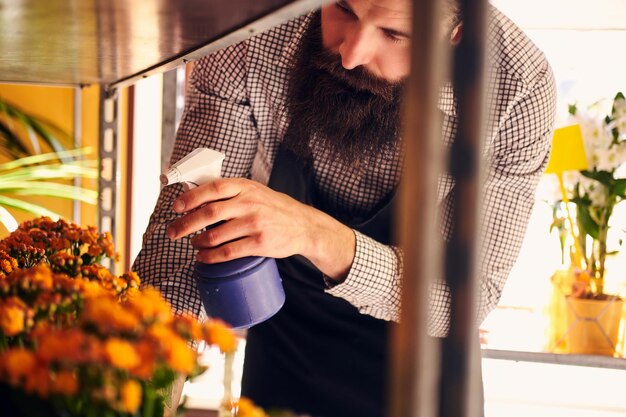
[450,23,463,46]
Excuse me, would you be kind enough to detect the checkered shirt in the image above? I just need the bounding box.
[133,7,556,337]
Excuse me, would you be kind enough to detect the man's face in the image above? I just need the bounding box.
[321,0,412,83]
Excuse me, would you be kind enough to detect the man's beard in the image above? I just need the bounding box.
[285,11,404,169]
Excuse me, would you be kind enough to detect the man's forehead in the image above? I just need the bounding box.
[347,0,411,19]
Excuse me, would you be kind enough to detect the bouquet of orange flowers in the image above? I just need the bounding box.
[0,217,266,417]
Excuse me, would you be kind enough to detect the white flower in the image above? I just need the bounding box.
[613,141,626,167]
[563,170,582,185]
[580,176,609,208]
[536,175,563,203]
[569,112,614,165]
[590,146,621,172]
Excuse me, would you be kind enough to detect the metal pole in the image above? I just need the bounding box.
[439,0,488,416]
[161,65,186,172]
[389,0,449,415]
[98,87,119,271]
[73,86,82,224]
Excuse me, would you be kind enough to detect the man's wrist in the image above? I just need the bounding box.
[304,209,356,282]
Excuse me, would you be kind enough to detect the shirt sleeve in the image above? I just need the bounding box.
[325,230,403,322]
[327,64,557,337]
[132,41,260,317]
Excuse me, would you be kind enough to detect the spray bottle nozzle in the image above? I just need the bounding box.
[160,169,180,186]
[161,148,225,190]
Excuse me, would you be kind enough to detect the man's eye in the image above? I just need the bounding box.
[335,2,355,17]
[383,30,404,44]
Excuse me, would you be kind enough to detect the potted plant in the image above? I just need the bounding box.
[0,217,272,417]
[547,92,626,356]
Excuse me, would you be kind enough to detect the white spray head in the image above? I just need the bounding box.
[160,148,225,190]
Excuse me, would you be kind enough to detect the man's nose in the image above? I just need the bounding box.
[338,28,374,70]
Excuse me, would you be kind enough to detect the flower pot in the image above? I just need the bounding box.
[564,296,624,356]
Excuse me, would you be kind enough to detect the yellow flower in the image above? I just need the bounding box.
[120,379,142,414]
[0,297,26,336]
[166,336,196,374]
[2,348,36,385]
[104,338,140,370]
[51,370,78,396]
[236,397,268,417]
[204,319,237,353]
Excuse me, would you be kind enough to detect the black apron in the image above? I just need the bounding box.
[241,144,397,417]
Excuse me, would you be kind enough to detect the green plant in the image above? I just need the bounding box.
[0,98,72,160]
[0,97,97,232]
[562,92,626,297]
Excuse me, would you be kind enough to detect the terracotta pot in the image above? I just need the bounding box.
[565,297,624,356]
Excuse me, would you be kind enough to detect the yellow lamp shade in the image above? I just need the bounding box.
[545,124,589,174]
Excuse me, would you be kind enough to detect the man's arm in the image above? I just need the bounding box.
[132,43,259,317]
[328,64,557,336]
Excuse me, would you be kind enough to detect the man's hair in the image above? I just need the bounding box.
[444,0,461,32]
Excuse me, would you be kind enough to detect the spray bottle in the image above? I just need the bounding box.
[161,148,285,329]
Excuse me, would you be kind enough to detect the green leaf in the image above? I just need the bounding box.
[568,103,578,115]
[0,195,62,218]
[0,147,94,171]
[613,179,626,197]
[0,98,73,159]
[581,170,614,187]
[0,120,30,157]
[576,204,600,239]
[28,117,68,156]
[0,181,97,204]
[0,164,98,182]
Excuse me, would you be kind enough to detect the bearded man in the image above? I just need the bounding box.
[134,0,556,416]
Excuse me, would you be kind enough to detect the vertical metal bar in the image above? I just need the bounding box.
[98,87,119,271]
[73,86,82,224]
[161,65,186,172]
[389,0,449,415]
[439,0,488,416]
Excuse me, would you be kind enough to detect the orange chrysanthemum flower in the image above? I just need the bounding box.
[237,397,269,417]
[104,338,140,370]
[2,348,36,385]
[0,297,26,336]
[166,336,197,374]
[204,319,237,353]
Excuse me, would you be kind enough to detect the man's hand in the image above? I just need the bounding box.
[166,178,355,282]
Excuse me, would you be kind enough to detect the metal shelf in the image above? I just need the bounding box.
[0,0,322,88]
[482,349,626,370]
